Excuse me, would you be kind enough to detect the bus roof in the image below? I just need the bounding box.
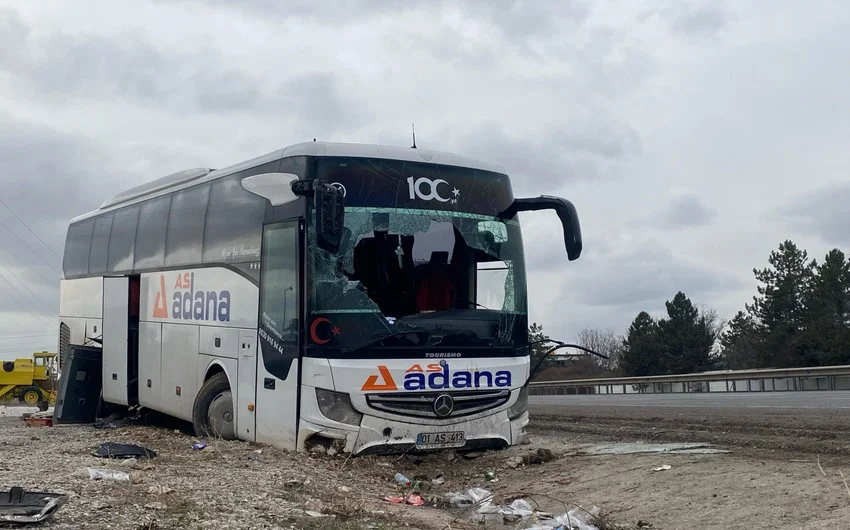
[74,141,507,223]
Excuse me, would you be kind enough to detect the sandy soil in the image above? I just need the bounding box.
[1,404,849,529]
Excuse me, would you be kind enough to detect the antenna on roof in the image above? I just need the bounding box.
[411,123,417,149]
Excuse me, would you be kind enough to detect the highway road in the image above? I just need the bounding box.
[530,390,850,410]
[527,391,850,456]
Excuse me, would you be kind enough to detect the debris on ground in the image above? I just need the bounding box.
[93,441,157,459]
[383,493,424,506]
[192,440,208,451]
[444,487,600,529]
[0,486,67,524]
[522,448,558,465]
[78,468,131,481]
[524,505,601,530]
[652,465,672,472]
[579,442,728,455]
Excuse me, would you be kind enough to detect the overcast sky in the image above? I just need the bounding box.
[0,0,848,354]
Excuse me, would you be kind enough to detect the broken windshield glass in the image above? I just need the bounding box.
[308,206,528,349]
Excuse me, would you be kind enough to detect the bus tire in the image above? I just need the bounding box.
[192,372,237,441]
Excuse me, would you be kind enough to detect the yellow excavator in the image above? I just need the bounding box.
[0,352,58,411]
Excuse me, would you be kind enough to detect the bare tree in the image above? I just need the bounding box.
[575,328,625,373]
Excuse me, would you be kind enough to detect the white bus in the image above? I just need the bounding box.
[58,141,582,455]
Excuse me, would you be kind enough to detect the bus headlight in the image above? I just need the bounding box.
[315,388,363,426]
[508,387,528,419]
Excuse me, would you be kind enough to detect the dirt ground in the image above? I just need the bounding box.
[2,404,850,529]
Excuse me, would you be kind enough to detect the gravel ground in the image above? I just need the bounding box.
[4,403,850,529]
[527,402,850,458]
[0,406,598,530]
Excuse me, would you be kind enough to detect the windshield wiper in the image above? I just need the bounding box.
[427,329,489,346]
[340,327,431,354]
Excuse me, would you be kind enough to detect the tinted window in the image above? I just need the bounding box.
[203,176,266,263]
[88,214,113,275]
[165,183,210,267]
[63,220,94,277]
[134,194,171,270]
[107,206,139,272]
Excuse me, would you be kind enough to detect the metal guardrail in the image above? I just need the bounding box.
[528,364,850,395]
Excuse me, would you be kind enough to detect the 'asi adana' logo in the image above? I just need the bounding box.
[361,363,511,392]
[152,273,232,322]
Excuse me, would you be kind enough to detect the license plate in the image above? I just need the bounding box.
[416,431,466,448]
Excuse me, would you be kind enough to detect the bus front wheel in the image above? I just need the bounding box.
[192,373,237,441]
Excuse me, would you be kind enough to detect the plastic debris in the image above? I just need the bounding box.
[652,465,672,472]
[446,487,493,508]
[382,493,424,506]
[484,471,497,481]
[445,489,599,529]
[506,456,524,469]
[394,473,411,486]
[94,442,157,459]
[192,441,208,451]
[0,487,67,524]
[523,505,601,530]
[80,468,130,481]
[306,510,334,517]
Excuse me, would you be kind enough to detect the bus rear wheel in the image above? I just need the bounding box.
[192,373,237,441]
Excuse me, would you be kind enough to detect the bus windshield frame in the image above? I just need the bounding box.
[304,157,530,355]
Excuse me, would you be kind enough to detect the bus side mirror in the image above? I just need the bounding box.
[314,183,345,253]
[500,196,582,261]
[291,179,345,254]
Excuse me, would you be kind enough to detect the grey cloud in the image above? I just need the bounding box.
[161,0,591,48]
[458,0,592,44]
[568,238,739,309]
[0,10,367,133]
[783,182,850,247]
[155,0,409,22]
[0,115,124,321]
[647,0,737,41]
[445,117,641,192]
[654,193,716,229]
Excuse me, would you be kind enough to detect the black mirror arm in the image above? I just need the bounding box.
[523,341,608,388]
[499,196,582,261]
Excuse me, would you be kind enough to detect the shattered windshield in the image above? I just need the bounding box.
[306,158,528,351]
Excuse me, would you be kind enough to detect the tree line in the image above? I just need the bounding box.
[532,240,850,379]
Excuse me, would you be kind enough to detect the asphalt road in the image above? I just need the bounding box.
[528,391,850,456]
[529,390,850,410]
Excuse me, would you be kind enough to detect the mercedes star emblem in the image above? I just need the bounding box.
[433,394,454,417]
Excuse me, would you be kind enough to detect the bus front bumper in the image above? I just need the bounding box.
[298,409,529,455]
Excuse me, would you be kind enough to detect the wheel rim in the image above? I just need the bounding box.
[207,390,236,440]
[23,391,39,405]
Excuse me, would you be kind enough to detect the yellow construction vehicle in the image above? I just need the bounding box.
[0,352,58,411]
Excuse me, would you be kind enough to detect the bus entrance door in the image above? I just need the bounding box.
[255,221,302,449]
[102,276,131,406]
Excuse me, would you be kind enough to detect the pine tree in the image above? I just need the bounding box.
[719,311,761,369]
[656,292,718,374]
[529,322,554,369]
[746,240,814,367]
[619,311,661,376]
[801,249,850,365]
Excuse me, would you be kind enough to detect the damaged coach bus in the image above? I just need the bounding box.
[57,141,582,454]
